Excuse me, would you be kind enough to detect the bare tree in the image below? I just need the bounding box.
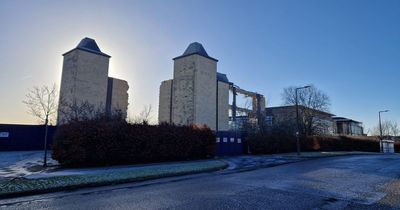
[281,85,331,136]
[372,120,399,137]
[388,121,399,137]
[58,99,97,123]
[23,84,58,167]
[129,105,153,124]
[58,97,126,124]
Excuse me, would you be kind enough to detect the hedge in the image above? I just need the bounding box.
[248,134,399,154]
[52,120,216,167]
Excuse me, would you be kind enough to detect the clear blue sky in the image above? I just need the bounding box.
[0,0,399,132]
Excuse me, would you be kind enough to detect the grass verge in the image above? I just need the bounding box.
[0,160,227,199]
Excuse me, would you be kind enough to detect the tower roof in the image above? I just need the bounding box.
[63,37,111,57]
[183,42,209,57]
[173,42,218,61]
[217,72,231,84]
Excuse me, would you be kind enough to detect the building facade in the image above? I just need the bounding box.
[265,106,365,136]
[57,38,129,124]
[158,42,229,130]
[332,117,364,136]
[159,42,266,131]
[265,105,335,135]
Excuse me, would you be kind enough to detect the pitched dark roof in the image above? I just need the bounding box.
[217,72,231,84]
[265,105,335,117]
[332,117,361,123]
[173,42,218,61]
[63,37,111,57]
[183,42,209,57]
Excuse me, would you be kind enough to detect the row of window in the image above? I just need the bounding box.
[216,137,242,143]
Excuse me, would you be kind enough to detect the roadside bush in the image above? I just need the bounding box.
[52,120,216,167]
[304,136,380,152]
[248,134,382,154]
[247,133,296,154]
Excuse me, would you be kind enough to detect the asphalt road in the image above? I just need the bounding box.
[1,154,399,210]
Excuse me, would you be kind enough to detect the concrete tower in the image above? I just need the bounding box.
[159,43,266,131]
[159,42,222,130]
[171,42,218,129]
[58,38,129,124]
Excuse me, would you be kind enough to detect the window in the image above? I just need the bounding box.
[0,132,9,138]
[266,116,273,126]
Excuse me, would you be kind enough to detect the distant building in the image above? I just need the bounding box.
[265,105,335,135]
[332,117,364,136]
[57,38,129,124]
[265,106,365,136]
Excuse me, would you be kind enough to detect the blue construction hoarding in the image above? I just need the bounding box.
[0,124,56,151]
[215,131,244,156]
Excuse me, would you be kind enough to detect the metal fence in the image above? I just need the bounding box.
[215,131,244,156]
[0,124,56,151]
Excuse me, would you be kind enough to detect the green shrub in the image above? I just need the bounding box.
[52,120,216,167]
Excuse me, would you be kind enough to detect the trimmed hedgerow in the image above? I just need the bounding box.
[248,134,386,155]
[305,135,380,152]
[247,133,297,154]
[52,120,216,167]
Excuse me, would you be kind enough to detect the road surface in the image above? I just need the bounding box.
[1,154,399,210]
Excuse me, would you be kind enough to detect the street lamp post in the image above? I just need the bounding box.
[295,85,310,156]
[379,110,389,153]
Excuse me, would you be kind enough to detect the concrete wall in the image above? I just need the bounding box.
[193,55,217,129]
[171,56,196,125]
[108,77,129,120]
[58,49,109,124]
[158,79,173,123]
[171,54,217,129]
[217,81,230,131]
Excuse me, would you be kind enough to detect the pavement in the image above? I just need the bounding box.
[222,151,376,170]
[0,159,227,199]
[0,151,57,180]
[0,154,399,209]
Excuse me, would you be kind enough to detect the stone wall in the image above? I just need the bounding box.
[217,81,229,131]
[171,56,196,125]
[108,77,129,120]
[158,79,173,123]
[58,49,109,124]
[193,55,217,130]
[170,54,217,129]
